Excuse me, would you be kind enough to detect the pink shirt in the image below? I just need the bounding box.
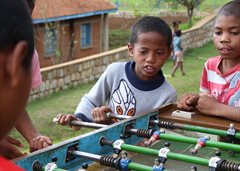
[31,50,42,89]
[200,56,240,107]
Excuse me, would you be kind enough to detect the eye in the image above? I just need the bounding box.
[214,31,222,36]
[156,51,164,55]
[231,31,240,35]
[139,50,147,54]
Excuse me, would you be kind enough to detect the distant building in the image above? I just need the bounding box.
[32,0,117,67]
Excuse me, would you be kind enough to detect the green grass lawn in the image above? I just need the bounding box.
[109,29,130,50]
[162,41,218,97]
[10,41,218,153]
[109,0,230,30]
[111,0,230,14]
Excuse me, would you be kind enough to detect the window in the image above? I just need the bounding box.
[44,28,57,56]
[81,23,91,48]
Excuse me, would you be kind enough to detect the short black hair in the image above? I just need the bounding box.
[26,0,36,13]
[0,0,34,69]
[129,16,172,48]
[217,0,240,18]
[174,30,182,37]
[173,20,181,27]
[121,151,128,156]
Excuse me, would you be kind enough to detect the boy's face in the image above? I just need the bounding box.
[173,25,179,32]
[128,32,171,80]
[213,15,240,62]
[154,160,160,166]
[0,46,31,140]
[121,152,127,159]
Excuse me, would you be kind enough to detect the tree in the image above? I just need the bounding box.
[176,0,205,27]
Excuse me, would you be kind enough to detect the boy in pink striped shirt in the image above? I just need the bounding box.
[178,0,240,122]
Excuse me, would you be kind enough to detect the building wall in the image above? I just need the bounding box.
[29,14,217,102]
[30,47,129,101]
[181,13,216,49]
[34,15,103,67]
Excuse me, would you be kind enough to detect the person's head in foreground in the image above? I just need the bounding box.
[0,0,34,140]
[26,0,36,14]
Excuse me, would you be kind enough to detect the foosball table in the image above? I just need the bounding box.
[15,103,240,171]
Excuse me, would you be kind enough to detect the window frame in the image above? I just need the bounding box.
[80,23,92,49]
[44,27,57,57]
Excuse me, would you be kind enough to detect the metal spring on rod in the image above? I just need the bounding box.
[158,120,175,129]
[136,129,154,138]
[100,155,120,169]
[32,160,43,171]
[219,160,240,171]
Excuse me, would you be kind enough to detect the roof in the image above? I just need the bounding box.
[32,0,117,24]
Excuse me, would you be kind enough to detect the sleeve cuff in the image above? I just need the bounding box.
[75,113,92,122]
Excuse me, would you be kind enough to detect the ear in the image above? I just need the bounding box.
[127,43,134,57]
[6,41,28,87]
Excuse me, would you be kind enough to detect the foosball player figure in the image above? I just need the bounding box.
[45,156,58,171]
[227,123,237,155]
[78,163,88,171]
[113,139,125,158]
[120,151,131,171]
[158,142,170,165]
[227,123,237,144]
[153,158,165,171]
[144,129,165,146]
[190,135,210,155]
[190,166,197,171]
[208,151,224,171]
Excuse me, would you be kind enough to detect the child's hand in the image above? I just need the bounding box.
[29,135,52,152]
[196,93,218,115]
[177,93,200,110]
[92,106,112,123]
[55,114,81,130]
[0,136,26,159]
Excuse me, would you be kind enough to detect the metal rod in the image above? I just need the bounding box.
[155,119,240,139]
[100,138,209,166]
[53,112,130,129]
[100,137,240,168]
[126,128,153,138]
[70,120,107,129]
[128,162,156,171]
[126,129,138,135]
[73,151,161,171]
[73,151,101,162]
[159,133,240,152]
[100,136,114,146]
[53,118,107,129]
[106,112,131,120]
[181,124,240,139]
[124,127,240,152]
[121,144,209,166]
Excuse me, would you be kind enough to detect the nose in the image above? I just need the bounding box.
[145,53,155,63]
[220,32,230,43]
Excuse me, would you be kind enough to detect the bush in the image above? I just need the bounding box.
[109,29,130,50]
